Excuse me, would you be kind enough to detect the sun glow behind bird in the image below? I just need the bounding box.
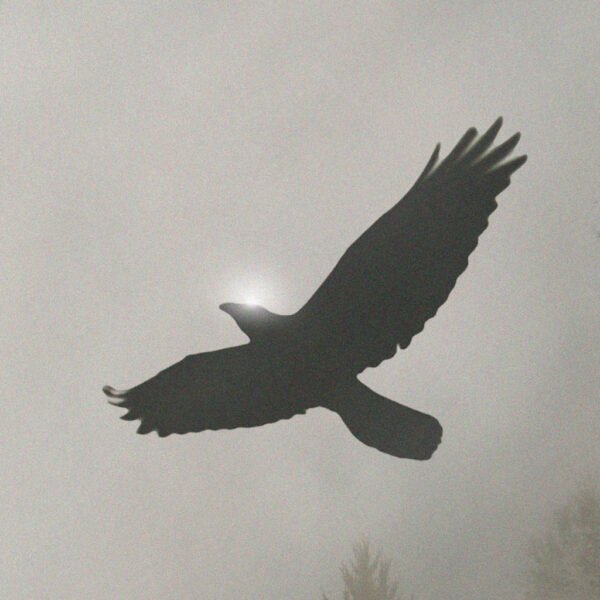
[223,272,281,310]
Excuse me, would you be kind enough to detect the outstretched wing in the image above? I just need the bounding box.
[297,118,527,373]
[103,344,309,437]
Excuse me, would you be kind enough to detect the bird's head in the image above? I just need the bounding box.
[219,302,282,340]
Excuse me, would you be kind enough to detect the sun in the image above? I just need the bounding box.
[243,295,260,306]
[222,271,279,309]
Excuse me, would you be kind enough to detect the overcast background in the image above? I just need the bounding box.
[2,2,599,599]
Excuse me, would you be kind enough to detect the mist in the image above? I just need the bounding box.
[2,2,599,599]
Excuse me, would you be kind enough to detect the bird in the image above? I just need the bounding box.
[104,117,526,460]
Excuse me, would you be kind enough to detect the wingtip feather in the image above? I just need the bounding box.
[416,142,442,183]
[103,385,132,408]
[103,385,129,398]
[490,153,528,177]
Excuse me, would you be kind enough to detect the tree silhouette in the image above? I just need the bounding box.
[323,539,414,600]
[526,487,600,599]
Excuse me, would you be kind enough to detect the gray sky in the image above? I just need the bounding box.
[2,2,599,599]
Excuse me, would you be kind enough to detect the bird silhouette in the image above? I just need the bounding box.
[104,118,526,460]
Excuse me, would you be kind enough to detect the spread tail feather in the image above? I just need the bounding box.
[331,380,442,460]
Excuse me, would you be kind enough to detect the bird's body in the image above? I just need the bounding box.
[105,118,526,460]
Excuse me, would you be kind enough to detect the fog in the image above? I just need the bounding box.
[2,2,599,599]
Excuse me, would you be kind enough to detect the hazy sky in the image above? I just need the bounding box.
[2,2,599,599]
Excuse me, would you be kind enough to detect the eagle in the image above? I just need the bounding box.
[104,118,526,460]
